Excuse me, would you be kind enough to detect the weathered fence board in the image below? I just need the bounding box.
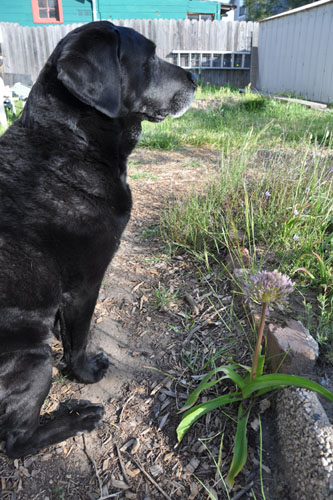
[0,19,259,86]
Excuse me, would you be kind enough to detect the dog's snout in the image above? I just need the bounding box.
[187,72,198,87]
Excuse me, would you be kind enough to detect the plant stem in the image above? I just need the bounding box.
[251,302,267,381]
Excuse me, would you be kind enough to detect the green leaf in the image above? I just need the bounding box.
[256,353,265,377]
[177,392,243,442]
[242,374,333,401]
[226,403,251,488]
[179,365,246,413]
[179,376,229,413]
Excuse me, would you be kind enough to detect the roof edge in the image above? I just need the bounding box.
[260,0,333,22]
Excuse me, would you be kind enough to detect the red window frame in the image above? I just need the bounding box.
[31,0,64,24]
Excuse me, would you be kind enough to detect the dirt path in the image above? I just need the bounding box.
[0,147,226,500]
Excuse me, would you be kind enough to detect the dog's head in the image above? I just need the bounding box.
[53,21,196,121]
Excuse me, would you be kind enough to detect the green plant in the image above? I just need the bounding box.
[129,171,159,180]
[139,224,161,239]
[176,270,333,489]
[152,282,178,311]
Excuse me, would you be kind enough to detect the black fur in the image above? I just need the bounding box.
[0,21,195,458]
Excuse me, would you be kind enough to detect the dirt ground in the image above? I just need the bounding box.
[0,147,288,500]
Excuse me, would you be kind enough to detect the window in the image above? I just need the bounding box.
[31,0,63,24]
[239,0,246,16]
[187,13,215,21]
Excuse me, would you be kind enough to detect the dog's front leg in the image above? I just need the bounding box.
[6,400,104,458]
[59,284,109,384]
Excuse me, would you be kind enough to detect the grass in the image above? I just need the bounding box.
[152,84,332,360]
[140,85,332,151]
[129,171,159,180]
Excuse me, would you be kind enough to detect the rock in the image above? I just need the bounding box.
[111,479,129,490]
[149,464,163,477]
[276,387,333,500]
[266,319,318,375]
[186,458,200,473]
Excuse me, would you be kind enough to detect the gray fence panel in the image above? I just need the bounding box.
[0,19,259,86]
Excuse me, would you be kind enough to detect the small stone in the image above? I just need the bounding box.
[125,492,137,499]
[149,464,163,477]
[24,456,36,468]
[131,438,140,454]
[111,479,129,490]
[102,458,111,471]
[259,398,271,413]
[266,320,318,375]
[186,458,200,473]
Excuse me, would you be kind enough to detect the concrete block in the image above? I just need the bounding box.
[267,319,319,375]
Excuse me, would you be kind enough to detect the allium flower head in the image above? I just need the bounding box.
[265,191,271,197]
[244,270,295,311]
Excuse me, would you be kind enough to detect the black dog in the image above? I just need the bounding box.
[0,21,195,458]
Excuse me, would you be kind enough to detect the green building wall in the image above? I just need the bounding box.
[99,1,221,21]
[0,0,220,26]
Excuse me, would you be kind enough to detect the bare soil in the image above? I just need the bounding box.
[0,147,288,500]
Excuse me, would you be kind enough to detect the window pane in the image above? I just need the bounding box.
[223,54,231,68]
[48,8,57,18]
[38,0,47,8]
[191,54,200,67]
[180,54,189,67]
[212,54,221,67]
[48,0,57,7]
[39,9,48,18]
[202,53,211,67]
[234,54,242,68]
[245,54,251,68]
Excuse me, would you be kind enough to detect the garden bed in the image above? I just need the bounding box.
[0,86,331,499]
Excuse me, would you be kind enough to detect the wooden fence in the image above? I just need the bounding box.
[0,19,259,87]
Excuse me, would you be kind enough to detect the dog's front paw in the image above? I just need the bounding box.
[61,352,109,384]
[64,399,105,433]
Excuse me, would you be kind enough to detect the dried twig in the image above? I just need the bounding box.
[119,393,135,422]
[184,293,199,315]
[115,444,130,485]
[97,493,122,499]
[82,435,103,498]
[183,319,209,345]
[231,481,254,500]
[123,452,172,500]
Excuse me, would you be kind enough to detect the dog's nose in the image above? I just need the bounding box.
[187,72,198,87]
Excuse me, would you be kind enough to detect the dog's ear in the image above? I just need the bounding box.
[56,25,121,118]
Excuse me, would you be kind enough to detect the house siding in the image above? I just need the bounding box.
[0,1,220,26]
[99,1,220,21]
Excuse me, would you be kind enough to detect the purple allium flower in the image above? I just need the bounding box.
[293,234,300,241]
[244,270,295,311]
[293,209,299,216]
[265,191,271,197]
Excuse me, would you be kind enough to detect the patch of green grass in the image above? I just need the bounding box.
[139,224,161,240]
[140,85,332,151]
[161,131,333,356]
[152,282,178,311]
[129,171,159,180]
